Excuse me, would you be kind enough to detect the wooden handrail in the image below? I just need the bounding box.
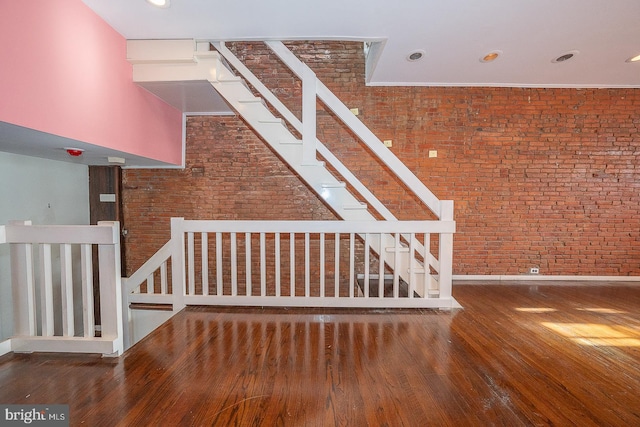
[123,240,175,294]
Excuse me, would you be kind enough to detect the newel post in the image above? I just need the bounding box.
[171,217,186,312]
[97,221,123,356]
[9,220,36,337]
[438,201,455,302]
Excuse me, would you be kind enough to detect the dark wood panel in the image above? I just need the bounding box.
[0,282,639,425]
[89,166,125,274]
[89,166,125,328]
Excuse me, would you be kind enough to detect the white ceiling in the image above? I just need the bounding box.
[5,1,640,168]
[83,0,640,88]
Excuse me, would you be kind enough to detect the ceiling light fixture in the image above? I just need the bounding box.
[552,50,579,63]
[108,156,126,165]
[626,53,640,63]
[480,50,502,63]
[146,0,170,8]
[407,50,425,62]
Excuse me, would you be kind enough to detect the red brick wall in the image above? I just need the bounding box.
[122,42,640,276]
[122,116,337,274]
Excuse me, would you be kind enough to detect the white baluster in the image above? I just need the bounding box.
[231,232,237,296]
[202,232,209,296]
[60,243,74,337]
[319,233,325,297]
[187,232,195,296]
[245,232,252,296]
[40,244,54,336]
[260,233,266,297]
[216,232,223,296]
[81,244,94,337]
[334,233,340,298]
[275,233,281,297]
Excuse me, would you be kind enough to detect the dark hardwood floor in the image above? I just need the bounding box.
[1,281,639,426]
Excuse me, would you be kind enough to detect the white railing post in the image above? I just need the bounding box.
[9,220,36,337]
[0,225,5,353]
[171,217,186,312]
[302,65,318,165]
[438,201,455,302]
[97,221,123,356]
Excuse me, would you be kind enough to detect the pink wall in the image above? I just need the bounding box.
[0,0,183,165]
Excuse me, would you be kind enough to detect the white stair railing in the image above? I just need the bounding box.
[0,221,123,357]
[127,40,455,302]
[133,218,456,309]
[211,41,454,294]
[120,217,186,349]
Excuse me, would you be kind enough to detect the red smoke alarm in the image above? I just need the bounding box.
[65,148,84,157]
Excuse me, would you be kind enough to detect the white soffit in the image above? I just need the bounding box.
[82,0,640,88]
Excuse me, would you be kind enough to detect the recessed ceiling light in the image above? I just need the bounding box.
[407,50,425,62]
[480,50,502,63]
[552,50,579,63]
[146,0,170,8]
[626,53,640,63]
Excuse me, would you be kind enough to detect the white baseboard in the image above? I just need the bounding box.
[453,275,640,283]
[0,338,12,356]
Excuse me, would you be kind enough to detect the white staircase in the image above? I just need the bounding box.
[127,40,455,300]
[212,76,367,219]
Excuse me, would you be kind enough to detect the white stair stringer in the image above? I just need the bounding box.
[127,41,443,300]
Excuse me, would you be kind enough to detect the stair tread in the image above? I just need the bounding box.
[217,78,243,83]
[321,182,346,188]
[258,118,285,124]
[356,276,417,298]
[385,247,410,253]
[129,303,173,311]
[343,203,367,210]
[299,160,326,167]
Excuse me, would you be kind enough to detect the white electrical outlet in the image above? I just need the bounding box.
[530,267,539,274]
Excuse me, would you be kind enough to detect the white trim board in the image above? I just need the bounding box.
[453,275,640,283]
[0,339,12,357]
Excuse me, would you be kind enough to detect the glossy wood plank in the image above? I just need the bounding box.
[0,281,639,426]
